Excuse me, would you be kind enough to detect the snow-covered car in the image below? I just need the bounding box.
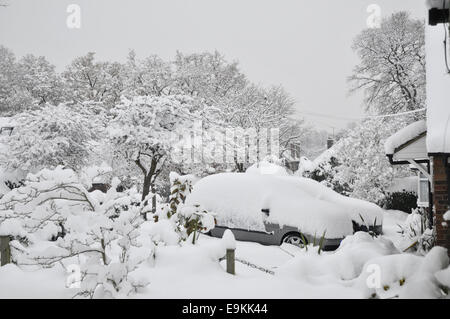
[186,173,383,250]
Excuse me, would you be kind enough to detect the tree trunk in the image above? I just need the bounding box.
[151,185,157,214]
[141,175,151,202]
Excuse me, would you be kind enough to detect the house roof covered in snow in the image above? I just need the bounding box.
[425,7,450,154]
[312,140,343,166]
[384,120,427,155]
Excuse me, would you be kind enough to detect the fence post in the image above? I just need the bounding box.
[226,248,235,275]
[0,236,11,266]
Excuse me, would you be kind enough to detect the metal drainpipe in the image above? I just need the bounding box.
[428,160,434,229]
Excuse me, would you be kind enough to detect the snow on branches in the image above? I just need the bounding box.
[108,95,202,203]
[1,104,101,172]
[0,166,151,298]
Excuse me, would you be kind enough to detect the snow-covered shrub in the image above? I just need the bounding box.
[305,118,416,204]
[153,172,214,244]
[298,153,351,196]
[177,204,215,244]
[356,246,449,299]
[0,166,151,298]
[167,172,194,218]
[398,208,435,254]
[380,191,418,213]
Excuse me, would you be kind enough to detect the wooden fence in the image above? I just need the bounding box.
[0,236,11,266]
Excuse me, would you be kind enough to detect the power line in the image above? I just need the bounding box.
[298,108,426,121]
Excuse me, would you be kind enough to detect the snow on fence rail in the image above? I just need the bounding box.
[0,236,11,266]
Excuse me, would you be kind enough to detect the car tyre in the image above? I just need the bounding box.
[281,232,307,246]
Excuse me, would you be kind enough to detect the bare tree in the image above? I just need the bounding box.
[349,12,426,117]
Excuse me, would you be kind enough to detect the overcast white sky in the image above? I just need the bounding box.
[0,0,425,132]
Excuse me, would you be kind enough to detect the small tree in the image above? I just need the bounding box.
[160,172,214,244]
[108,95,202,210]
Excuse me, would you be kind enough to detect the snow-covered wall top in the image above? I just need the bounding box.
[425,3,450,153]
[384,120,427,155]
[0,117,14,128]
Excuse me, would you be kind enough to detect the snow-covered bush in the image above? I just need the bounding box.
[380,191,418,213]
[1,105,101,172]
[356,246,449,299]
[398,208,435,254]
[177,204,215,244]
[167,172,194,218]
[154,172,214,244]
[305,118,415,204]
[0,166,151,298]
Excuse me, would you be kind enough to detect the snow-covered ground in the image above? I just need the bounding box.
[1,209,448,299]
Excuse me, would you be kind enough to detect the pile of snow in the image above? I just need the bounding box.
[278,232,399,283]
[426,16,450,153]
[0,229,449,299]
[186,173,383,238]
[384,120,426,155]
[245,161,289,176]
[222,229,236,250]
[296,156,315,175]
[356,246,449,298]
[279,232,449,299]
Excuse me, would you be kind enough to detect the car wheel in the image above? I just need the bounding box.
[281,233,307,246]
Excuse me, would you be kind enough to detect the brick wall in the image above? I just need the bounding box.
[432,155,450,255]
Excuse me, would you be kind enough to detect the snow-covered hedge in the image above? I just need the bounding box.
[0,166,215,298]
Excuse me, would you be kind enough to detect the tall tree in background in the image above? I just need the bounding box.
[173,51,247,104]
[0,46,33,115]
[314,11,427,204]
[17,54,63,105]
[124,50,173,97]
[349,12,426,116]
[63,52,125,106]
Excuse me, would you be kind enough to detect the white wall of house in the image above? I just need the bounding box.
[425,1,450,153]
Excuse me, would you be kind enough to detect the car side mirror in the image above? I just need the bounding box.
[261,208,270,217]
